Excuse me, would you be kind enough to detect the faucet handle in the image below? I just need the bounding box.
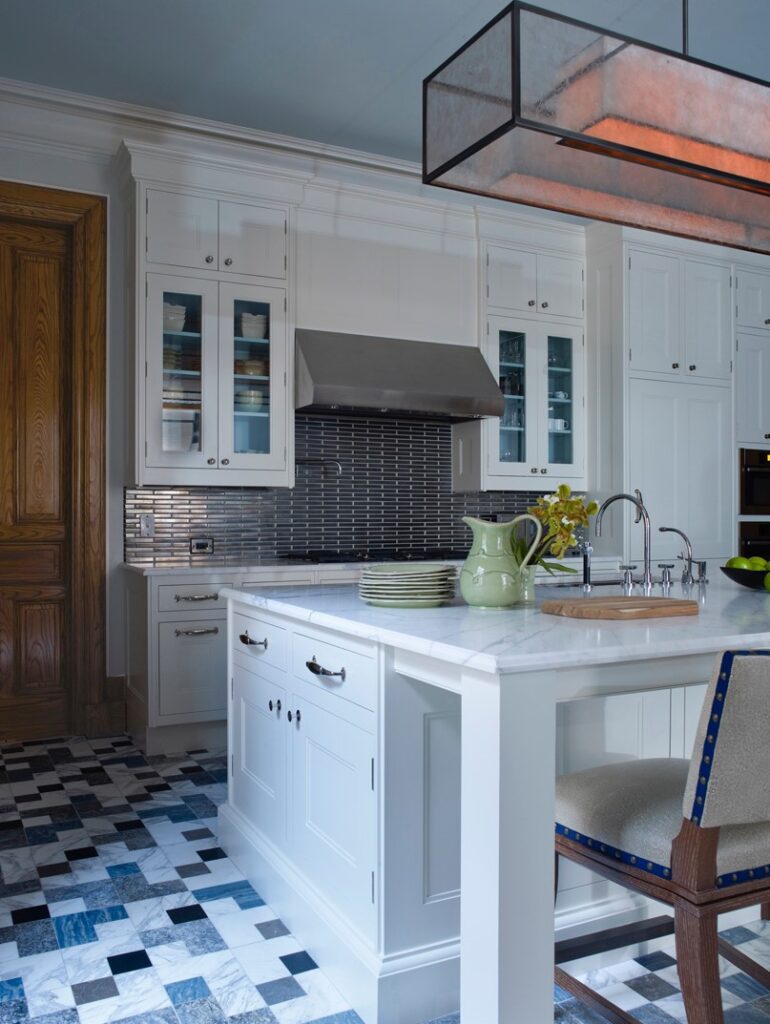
[694,559,709,583]
[620,564,637,587]
[658,563,674,586]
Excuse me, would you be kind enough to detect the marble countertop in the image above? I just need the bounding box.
[222,577,770,674]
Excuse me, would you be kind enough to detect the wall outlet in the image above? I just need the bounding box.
[190,536,215,555]
[139,513,155,538]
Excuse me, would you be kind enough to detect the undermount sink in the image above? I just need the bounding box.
[542,578,624,588]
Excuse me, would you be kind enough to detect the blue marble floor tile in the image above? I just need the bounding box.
[256,977,305,1005]
[227,1013,277,1024]
[721,926,763,946]
[304,1014,367,1024]
[109,1010,178,1024]
[24,1010,78,1024]
[166,977,212,1006]
[0,998,28,1023]
[723,1004,770,1023]
[174,996,227,1024]
[14,918,58,956]
[0,979,23,1004]
[52,912,98,948]
[190,880,260,904]
[722,972,770,1001]
[106,862,141,877]
[632,1005,684,1023]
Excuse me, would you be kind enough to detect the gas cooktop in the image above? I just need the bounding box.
[279,548,467,564]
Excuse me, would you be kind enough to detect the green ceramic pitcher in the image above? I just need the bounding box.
[459,514,543,608]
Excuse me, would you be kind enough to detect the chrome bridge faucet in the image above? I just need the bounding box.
[595,489,654,590]
[658,526,708,585]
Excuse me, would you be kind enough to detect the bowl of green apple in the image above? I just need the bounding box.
[721,556,770,590]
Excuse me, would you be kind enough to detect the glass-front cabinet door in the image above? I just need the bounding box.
[487,316,539,480]
[544,326,583,479]
[485,315,584,482]
[145,274,219,469]
[218,283,287,471]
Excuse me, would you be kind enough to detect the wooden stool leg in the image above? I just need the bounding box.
[675,906,724,1024]
[761,903,770,921]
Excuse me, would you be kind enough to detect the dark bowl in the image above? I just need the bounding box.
[720,566,769,590]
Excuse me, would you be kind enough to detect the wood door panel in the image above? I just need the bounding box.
[0,222,67,255]
[18,601,63,692]
[0,544,62,582]
[17,252,65,522]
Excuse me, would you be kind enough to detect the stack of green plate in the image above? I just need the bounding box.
[358,563,457,608]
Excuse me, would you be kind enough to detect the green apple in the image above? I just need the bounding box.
[764,573,770,592]
[749,556,768,571]
[726,556,751,569]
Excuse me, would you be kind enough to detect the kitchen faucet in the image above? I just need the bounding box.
[659,526,694,585]
[595,489,653,590]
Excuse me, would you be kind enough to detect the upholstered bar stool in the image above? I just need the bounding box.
[555,650,770,1024]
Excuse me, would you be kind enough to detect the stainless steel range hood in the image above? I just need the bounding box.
[295,329,504,421]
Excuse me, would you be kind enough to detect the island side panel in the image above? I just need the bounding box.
[460,666,556,1024]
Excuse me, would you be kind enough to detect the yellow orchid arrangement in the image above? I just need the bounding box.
[513,483,599,573]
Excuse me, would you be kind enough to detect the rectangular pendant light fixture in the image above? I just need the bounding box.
[423,2,770,254]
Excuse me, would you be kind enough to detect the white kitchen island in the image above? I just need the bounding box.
[218,578,770,1024]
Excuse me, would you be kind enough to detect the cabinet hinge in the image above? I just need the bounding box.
[145,361,148,378]
[145,195,148,214]
[231,677,234,700]
[284,296,287,312]
[486,251,489,266]
[582,297,585,311]
[145,235,148,253]
[730,274,733,288]
[371,871,375,904]
[486,320,489,335]
[371,757,374,791]
[284,371,287,385]
[284,219,288,235]
[145,441,148,456]
[629,347,632,362]
[736,339,739,351]
[486,283,489,298]
[628,255,631,270]
[145,279,148,297]
[284,254,287,271]
[730,359,733,373]
[231,754,234,775]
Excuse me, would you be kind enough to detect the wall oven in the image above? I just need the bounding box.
[740,448,770,515]
[740,522,770,561]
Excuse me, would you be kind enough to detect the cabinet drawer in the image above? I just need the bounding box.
[292,632,376,711]
[232,611,287,672]
[158,582,231,612]
[157,619,226,718]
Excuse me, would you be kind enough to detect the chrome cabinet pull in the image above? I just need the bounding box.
[540,467,548,473]
[672,362,680,369]
[207,457,216,465]
[174,627,219,638]
[287,708,301,723]
[764,433,770,440]
[239,631,268,649]
[174,592,219,603]
[530,467,538,474]
[528,299,536,307]
[221,458,230,465]
[689,364,696,371]
[268,699,282,712]
[541,301,549,308]
[224,257,233,266]
[305,656,346,682]
[765,318,770,324]
[205,255,214,263]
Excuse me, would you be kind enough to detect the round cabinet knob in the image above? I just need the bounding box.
[205,255,214,264]
[528,299,536,307]
[764,433,770,440]
[224,258,233,266]
[672,362,680,369]
[221,458,230,465]
[207,457,216,465]
[764,318,770,324]
[530,467,538,474]
[689,364,696,371]
[540,467,548,474]
[541,301,549,309]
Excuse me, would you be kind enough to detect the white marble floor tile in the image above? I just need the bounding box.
[124,891,197,932]
[210,905,275,948]
[202,953,268,1016]
[12,948,75,1018]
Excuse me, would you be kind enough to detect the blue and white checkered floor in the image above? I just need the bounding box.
[2,737,770,1024]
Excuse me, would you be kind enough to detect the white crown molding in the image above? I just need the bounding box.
[0,76,422,179]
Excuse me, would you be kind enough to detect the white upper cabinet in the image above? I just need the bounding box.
[736,332,770,445]
[146,191,218,271]
[486,245,583,319]
[147,189,287,279]
[628,249,681,374]
[628,249,732,381]
[218,201,287,279]
[736,269,770,330]
[684,260,732,381]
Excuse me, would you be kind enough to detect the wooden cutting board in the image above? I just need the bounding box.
[540,596,699,620]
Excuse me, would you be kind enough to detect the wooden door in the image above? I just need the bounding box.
[0,182,105,740]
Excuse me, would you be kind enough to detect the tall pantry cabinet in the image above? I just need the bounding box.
[586,225,734,566]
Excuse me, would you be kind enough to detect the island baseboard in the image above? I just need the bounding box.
[219,803,461,1024]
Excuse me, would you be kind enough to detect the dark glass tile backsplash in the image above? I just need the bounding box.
[124,414,547,565]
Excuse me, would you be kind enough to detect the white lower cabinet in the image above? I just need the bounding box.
[232,664,288,850]
[290,693,376,938]
[158,620,227,717]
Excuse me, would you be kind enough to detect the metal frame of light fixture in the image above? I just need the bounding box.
[423,1,770,253]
